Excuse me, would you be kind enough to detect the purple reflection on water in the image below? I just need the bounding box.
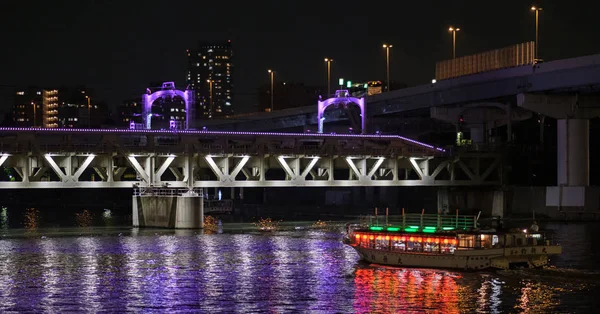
[0,226,598,312]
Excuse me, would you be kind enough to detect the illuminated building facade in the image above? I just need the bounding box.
[186,41,233,118]
[13,87,58,128]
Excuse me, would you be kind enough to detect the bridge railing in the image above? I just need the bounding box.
[133,187,203,197]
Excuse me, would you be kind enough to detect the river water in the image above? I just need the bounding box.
[0,222,599,313]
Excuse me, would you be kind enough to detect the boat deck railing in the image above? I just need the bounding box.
[366,211,479,233]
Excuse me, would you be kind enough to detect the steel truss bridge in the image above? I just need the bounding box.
[0,128,502,188]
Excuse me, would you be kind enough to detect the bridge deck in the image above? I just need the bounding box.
[0,128,501,188]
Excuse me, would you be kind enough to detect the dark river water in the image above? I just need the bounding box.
[0,222,599,313]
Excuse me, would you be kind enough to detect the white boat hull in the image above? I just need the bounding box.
[351,245,561,270]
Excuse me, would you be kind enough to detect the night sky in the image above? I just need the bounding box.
[1,1,599,113]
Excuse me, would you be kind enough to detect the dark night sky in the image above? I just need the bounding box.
[1,1,599,113]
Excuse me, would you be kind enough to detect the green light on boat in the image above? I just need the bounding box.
[404,228,418,232]
[387,227,400,231]
[442,227,455,230]
[423,229,437,233]
[408,226,420,229]
[369,226,384,231]
[424,226,436,230]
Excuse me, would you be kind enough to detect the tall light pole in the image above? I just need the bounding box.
[268,69,274,112]
[324,58,333,97]
[206,79,214,118]
[448,27,460,59]
[382,44,392,92]
[85,96,91,128]
[31,101,36,127]
[531,6,543,60]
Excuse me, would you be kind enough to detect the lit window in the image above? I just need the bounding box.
[16,91,24,95]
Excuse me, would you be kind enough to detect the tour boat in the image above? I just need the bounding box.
[344,210,562,271]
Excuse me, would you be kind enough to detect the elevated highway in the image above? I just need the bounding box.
[203,54,600,132]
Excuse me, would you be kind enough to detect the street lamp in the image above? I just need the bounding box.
[324,58,333,97]
[206,79,214,118]
[268,69,274,112]
[31,101,36,127]
[448,27,460,59]
[85,96,91,128]
[531,6,543,60]
[382,44,392,92]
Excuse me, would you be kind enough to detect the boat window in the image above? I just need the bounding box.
[479,234,493,249]
[458,234,475,248]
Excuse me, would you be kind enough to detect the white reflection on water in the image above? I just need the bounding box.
[231,234,255,313]
[272,235,293,303]
[197,234,220,300]
[490,277,503,313]
[0,241,15,309]
[121,236,142,311]
[76,237,100,311]
[157,235,178,306]
[39,238,59,311]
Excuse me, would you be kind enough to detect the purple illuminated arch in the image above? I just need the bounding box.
[317,90,366,134]
[142,82,194,129]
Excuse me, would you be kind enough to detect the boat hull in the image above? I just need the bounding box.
[351,245,561,270]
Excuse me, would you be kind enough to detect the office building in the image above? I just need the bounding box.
[186,40,233,118]
[13,87,58,128]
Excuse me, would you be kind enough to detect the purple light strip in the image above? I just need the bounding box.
[0,127,445,152]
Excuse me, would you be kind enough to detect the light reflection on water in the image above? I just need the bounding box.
[0,225,598,312]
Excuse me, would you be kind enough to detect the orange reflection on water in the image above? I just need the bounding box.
[354,268,461,314]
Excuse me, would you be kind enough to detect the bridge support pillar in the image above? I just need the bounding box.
[492,190,505,219]
[518,93,600,210]
[437,188,449,214]
[470,126,485,144]
[557,119,589,186]
[133,190,203,229]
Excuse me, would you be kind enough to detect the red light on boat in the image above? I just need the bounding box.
[426,238,432,243]
[393,236,398,241]
[435,238,440,243]
[355,234,360,239]
[369,236,374,240]
[385,236,390,240]
[409,237,414,242]
[443,239,449,244]
[417,237,423,242]
[401,237,406,242]
[451,239,457,245]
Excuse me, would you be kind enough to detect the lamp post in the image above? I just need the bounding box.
[382,44,392,92]
[268,69,274,112]
[448,27,460,59]
[206,79,214,118]
[324,58,333,97]
[85,96,91,128]
[531,6,543,60]
[31,101,36,127]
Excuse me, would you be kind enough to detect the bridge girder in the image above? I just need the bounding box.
[0,130,501,188]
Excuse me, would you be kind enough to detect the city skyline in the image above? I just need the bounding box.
[1,1,600,113]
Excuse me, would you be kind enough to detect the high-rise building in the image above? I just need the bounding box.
[186,40,233,118]
[13,87,58,128]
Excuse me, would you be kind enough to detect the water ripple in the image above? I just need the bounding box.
[0,226,598,312]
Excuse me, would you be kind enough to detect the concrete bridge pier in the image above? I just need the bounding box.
[133,188,204,228]
[518,93,600,212]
